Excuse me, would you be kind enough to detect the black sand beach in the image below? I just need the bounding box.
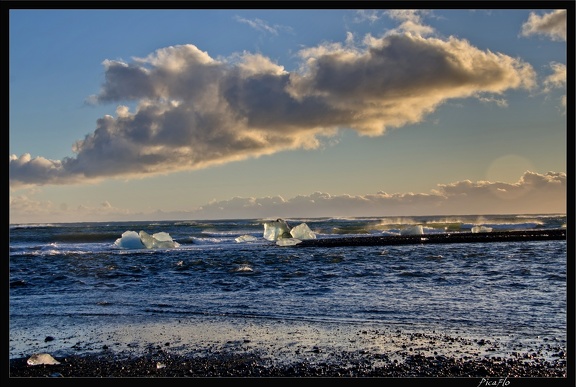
[8,316,569,380]
[8,348,568,378]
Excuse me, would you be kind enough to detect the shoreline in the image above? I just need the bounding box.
[9,315,568,378]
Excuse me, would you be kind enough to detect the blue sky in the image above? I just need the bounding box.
[8,6,569,223]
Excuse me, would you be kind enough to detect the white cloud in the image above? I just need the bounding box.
[384,10,435,36]
[478,96,508,108]
[521,9,567,41]
[234,16,292,36]
[543,62,566,91]
[354,10,382,24]
[542,62,566,114]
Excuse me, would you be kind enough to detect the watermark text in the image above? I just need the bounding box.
[477,377,510,387]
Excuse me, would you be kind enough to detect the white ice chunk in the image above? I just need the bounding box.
[153,232,179,248]
[114,230,178,249]
[114,231,145,249]
[139,230,179,249]
[235,235,258,243]
[276,238,302,246]
[139,231,156,249]
[27,353,61,366]
[152,232,173,242]
[263,219,292,241]
[290,223,316,240]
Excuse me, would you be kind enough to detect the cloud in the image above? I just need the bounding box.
[9,171,565,224]
[478,96,508,108]
[10,29,536,189]
[433,171,566,212]
[354,10,383,24]
[521,9,567,41]
[234,16,291,35]
[542,62,566,113]
[384,10,435,36]
[191,171,566,219]
[9,193,134,224]
[519,9,566,113]
[543,62,566,91]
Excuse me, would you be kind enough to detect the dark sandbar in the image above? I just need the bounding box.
[296,229,566,247]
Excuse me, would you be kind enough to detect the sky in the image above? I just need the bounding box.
[8,5,570,224]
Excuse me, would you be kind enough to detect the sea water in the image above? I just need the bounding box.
[9,214,567,359]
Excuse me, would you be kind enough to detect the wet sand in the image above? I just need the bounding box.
[9,315,568,379]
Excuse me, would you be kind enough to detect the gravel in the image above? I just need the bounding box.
[10,342,567,378]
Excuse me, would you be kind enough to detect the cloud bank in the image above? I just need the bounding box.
[192,170,566,219]
[10,24,537,188]
[9,171,566,224]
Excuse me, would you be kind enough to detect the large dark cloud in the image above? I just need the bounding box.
[10,31,536,188]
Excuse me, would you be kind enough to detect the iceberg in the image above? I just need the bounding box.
[263,219,292,241]
[114,230,180,249]
[276,238,302,246]
[114,231,145,249]
[290,223,316,240]
[263,219,316,242]
[235,234,258,243]
[139,231,180,249]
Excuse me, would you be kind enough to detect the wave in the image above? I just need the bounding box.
[9,214,566,256]
[10,223,58,229]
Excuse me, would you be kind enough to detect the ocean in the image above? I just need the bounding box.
[9,214,567,360]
